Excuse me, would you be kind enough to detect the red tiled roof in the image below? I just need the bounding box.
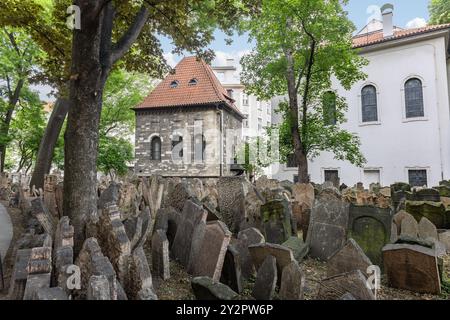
[352,23,450,48]
[135,56,243,117]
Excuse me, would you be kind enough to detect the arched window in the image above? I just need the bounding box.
[171,135,183,160]
[361,85,378,122]
[323,91,336,125]
[405,78,424,118]
[150,136,161,161]
[193,134,206,162]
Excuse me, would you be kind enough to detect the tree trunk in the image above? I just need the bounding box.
[63,3,106,253]
[30,97,70,190]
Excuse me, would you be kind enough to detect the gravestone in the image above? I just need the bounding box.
[36,287,68,300]
[390,183,411,210]
[279,261,304,300]
[31,198,57,237]
[191,276,238,300]
[8,249,32,299]
[306,188,349,261]
[435,185,450,197]
[151,229,170,280]
[382,243,441,294]
[392,210,409,234]
[252,255,277,300]
[166,181,194,213]
[248,243,294,281]
[412,188,441,202]
[23,273,51,300]
[220,244,243,294]
[327,238,372,277]
[400,214,419,238]
[217,177,248,233]
[405,201,448,229]
[347,205,392,266]
[171,199,207,268]
[418,217,438,240]
[166,208,181,248]
[236,228,265,279]
[317,270,375,300]
[189,221,232,281]
[439,231,450,253]
[88,275,111,300]
[281,237,309,262]
[260,199,292,244]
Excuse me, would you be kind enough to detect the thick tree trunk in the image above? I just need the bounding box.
[63,3,105,253]
[30,97,70,190]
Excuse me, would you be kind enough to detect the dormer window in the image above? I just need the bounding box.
[188,78,198,86]
[170,80,179,88]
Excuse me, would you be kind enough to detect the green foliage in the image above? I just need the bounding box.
[241,0,367,169]
[4,86,46,172]
[97,136,133,179]
[238,136,273,178]
[429,0,450,25]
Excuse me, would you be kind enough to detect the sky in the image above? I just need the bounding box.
[162,0,431,68]
[36,0,431,101]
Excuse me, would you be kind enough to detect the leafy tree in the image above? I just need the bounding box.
[241,0,367,183]
[429,0,450,24]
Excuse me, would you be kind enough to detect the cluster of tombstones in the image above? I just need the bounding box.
[3,173,450,300]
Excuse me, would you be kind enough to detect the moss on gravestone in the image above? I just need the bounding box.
[405,201,448,228]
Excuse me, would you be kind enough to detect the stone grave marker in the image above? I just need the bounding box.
[418,217,438,240]
[317,270,375,300]
[260,199,292,244]
[252,255,277,300]
[191,276,238,300]
[219,243,243,294]
[327,238,372,277]
[151,229,170,280]
[279,260,304,300]
[236,227,265,279]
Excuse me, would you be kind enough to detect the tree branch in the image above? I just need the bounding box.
[110,5,150,64]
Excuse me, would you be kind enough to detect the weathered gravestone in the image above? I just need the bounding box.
[279,260,305,300]
[151,229,170,280]
[248,243,294,282]
[23,273,51,300]
[252,255,277,300]
[31,198,57,237]
[217,177,247,233]
[171,199,207,268]
[281,237,309,262]
[418,217,438,240]
[88,275,111,300]
[435,185,450,197]
[35,287,68,300]
[126,246,156,300]
[220,243,243,294]
[236,228,265,279]
[391,183,411,210]
[439,231,450,253]
[189,220,232,281]
[306,188,349,261]
[382,243,441,294]
[8,249,32,299]
[43,174,58,218]
[260,199,292,244]
[400,212,419,238]
[317,270,375,300]
[98,182,120,209]
[412,188,441,202]
[406,201,449,229]
[347,205,392,266]
[327,238,372,277]
[167,181,195,213]
[191,276,238,300]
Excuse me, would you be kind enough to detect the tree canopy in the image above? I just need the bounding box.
[429,0,450,25]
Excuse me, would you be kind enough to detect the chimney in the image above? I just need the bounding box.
[381,3,394,38]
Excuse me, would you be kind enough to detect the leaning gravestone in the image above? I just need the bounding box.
[327,238,372,277]
[252,255,277,300]
[236,228,265,279]
[347,204,392,266]
[382,243,441,294]
[279,260,304,300]
[189,221,232,282]
[171,199,207,268]
[191,276,238,300]
[306,188,349,261]
[317,270,375,300]
[260,199,292,244]
[281,237,309,262]
[217,177,248,233]
[31,198,57,237]
[412,188,441,202]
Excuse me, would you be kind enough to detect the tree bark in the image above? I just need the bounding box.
[30,97,70,190]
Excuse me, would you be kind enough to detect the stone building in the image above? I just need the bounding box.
[134,56,244,177]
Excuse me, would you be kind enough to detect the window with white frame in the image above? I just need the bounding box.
[361,85,378,122]
[408,169,427,187]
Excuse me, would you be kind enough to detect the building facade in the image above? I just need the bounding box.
[272,9,450,187]
[134,56,244,177]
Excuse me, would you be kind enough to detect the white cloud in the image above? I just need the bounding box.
[163,52,178,68]
[212,50,251,72]
[406,17,427,29]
